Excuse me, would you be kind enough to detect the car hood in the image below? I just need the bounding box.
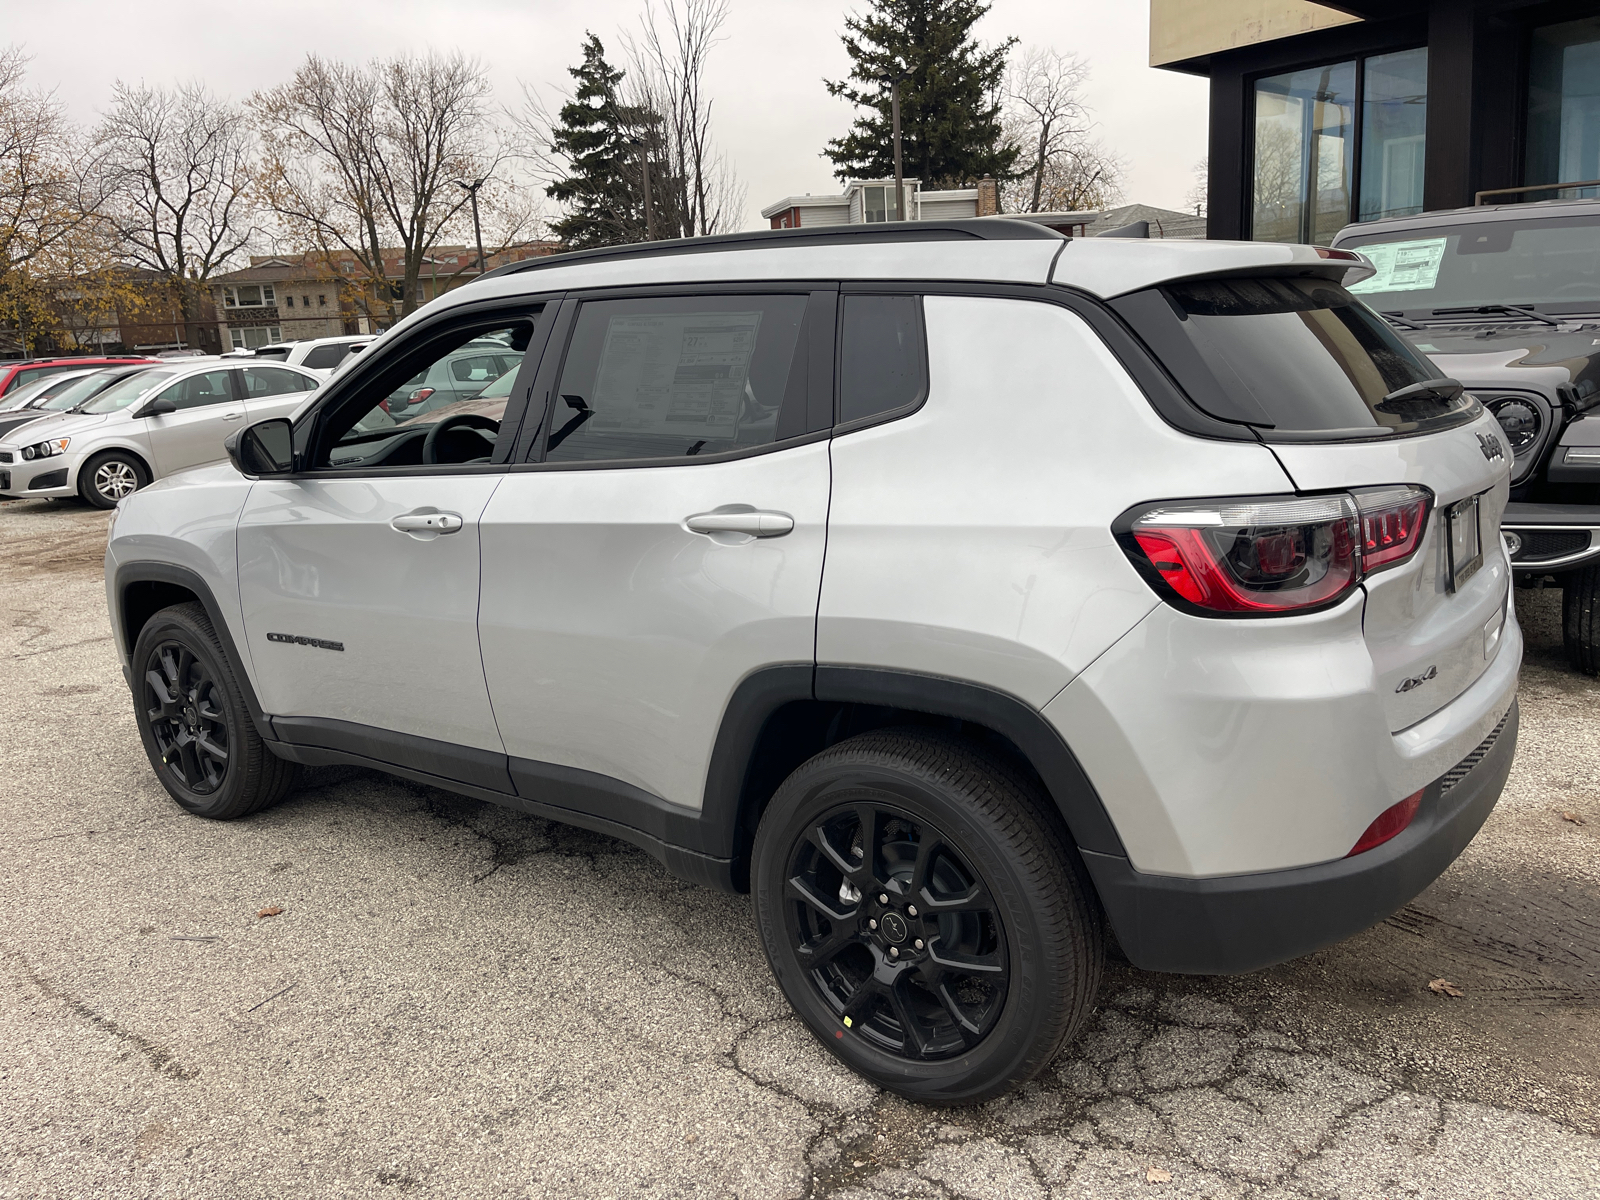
[1401,323,1600,399]
[0,409,113,448]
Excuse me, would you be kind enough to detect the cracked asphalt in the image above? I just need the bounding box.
[2,497,1599,1200]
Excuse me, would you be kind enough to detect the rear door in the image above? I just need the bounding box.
[144,368,248,475]
[239,364,319,422]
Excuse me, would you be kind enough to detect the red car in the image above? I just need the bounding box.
[0,356,159,396]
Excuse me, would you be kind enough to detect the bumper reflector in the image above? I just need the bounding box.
[1347,789,1424,857]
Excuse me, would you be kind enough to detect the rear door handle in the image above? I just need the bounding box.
[392,511,463,535]
[685,510,794,537]
[222,411,244,421]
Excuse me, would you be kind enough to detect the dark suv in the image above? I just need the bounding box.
[1334,198,1600,672]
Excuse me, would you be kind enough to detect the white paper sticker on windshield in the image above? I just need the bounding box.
[1348,238,1447,294]
[591,311,762,436]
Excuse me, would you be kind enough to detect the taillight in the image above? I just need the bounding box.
[408,387,435,406]
[1124,495,1360,614]
[1347,788,1423,856]
[1119,486,1434,617]
[1353,485,1431,572]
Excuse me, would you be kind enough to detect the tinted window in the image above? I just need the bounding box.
[253,345,293,360]
[318,319,535,470]
[1113,277,1476,437]
[10,364,77,392]
[155,370,237,411]
[545,295,809,463]
[838,294,927,425]
[302,344,348,370]
[241,366,314,397]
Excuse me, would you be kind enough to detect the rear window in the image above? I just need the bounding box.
[302,344,349,370]
[1113,276,1480,439]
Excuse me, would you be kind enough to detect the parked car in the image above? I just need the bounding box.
[0,355,157,396]
[0,361,319,507]
[1333,197,1600,672]
[0,363,166,443]
[249,336,376,378]
[105,222,1519,1103]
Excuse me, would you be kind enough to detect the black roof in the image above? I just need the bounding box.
[478,218,1065,283]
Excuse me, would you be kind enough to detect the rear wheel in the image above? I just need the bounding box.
[130,602,297,819]
[78,451,148,509]
[1564,565,1600,675]
[752,728,1103,1104]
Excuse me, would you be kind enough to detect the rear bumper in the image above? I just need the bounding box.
[1501,501,1600,573]
[1083,700,1517,975]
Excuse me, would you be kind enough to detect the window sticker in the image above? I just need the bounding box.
[1348,237,1447,294]
[591,311,763,436]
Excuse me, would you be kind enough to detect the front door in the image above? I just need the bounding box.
[236,310,550,763]
[144,367,247,475]
[477,290,835,812]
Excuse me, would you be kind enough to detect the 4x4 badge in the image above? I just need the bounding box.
[1476,432,1504,462]
[1396,665,1438,693]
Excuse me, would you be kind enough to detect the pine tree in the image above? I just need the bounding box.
[546,35,664,249]
[823,0,1018,187]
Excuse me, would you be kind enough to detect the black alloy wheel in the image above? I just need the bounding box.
[754,727,1104,1104]
[144,639,231,794]
[785,803,1009,1061]
[130,602,297,819]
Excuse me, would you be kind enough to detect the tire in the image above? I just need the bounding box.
[1564,565,1600,675]
[130,602,297,819]
[752,727,1104,1105]
[78,451,149,509]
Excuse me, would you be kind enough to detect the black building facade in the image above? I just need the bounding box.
[1157,1,1600,241]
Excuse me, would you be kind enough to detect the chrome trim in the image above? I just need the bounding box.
[1499,523,1600,570]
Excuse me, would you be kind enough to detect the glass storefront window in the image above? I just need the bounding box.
[1359,48,1429,221]
[1527,17,1600,199]
[1252,62,1356,244]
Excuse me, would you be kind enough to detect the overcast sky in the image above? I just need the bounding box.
[6,0,1208,231]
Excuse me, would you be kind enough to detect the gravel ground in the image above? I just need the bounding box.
[2,496,1598,1200]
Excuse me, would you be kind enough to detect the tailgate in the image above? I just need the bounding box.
[1271,410,1513,731]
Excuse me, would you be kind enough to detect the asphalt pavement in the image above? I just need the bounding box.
[2,497,1598,1199]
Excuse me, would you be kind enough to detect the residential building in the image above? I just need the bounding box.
[762,178,1005,227]
[1150,0,1600,242]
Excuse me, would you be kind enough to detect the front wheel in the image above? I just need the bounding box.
[752,728,1104,1105]
[78,451,148,509]
[1564,565,1600,675]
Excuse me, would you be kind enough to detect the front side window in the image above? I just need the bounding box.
[315,319,535,470]
[1113,277,1477,438]
[154,370,236,411]
[1527,17,1600,199]
[838,294,927,425]
[542,295,810,464]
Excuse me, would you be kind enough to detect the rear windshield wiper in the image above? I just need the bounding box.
[1431,304,1560,327]
[1377,378,1465,414]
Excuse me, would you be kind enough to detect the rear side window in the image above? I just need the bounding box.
[838,294,927,425]
[544,294,811,463]
[10,364,77,392]
[1113,277,1479,438]
[241,366,315,397]
[302,344,348,370]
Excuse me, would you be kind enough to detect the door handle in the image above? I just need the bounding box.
[685,510,794,537]
[222,411,244,420]
[391,511,464,535]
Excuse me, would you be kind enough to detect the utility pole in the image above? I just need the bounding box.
[456,178,488,274]
[883,67,910,221]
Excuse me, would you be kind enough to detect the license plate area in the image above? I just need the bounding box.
[1445,494,1484,593]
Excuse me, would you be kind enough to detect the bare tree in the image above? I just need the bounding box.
[0,47,114,353]
[1185,157,1208,216]
[252,52,526,325]
[95,80,256,350]
[622,0,744,238]
[1000,45,1123,214]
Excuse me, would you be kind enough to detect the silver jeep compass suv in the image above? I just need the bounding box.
[106,221,1521,1103]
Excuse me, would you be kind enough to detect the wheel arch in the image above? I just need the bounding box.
[705,665,1128,891]
[114,561,275,740]
[75,441,155,491]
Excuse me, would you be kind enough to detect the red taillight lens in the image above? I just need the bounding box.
[407,387,435,406]
[1125,494,1360,614]
[1347,789,1423,856]
[1353,485,1431,572]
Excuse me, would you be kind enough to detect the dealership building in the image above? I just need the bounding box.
[1150,0,1600,241]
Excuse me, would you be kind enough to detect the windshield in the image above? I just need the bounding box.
[1112,276,1479,438]
[48,369,150,411]
[0,372,87,411]
[1341,214,1600,314]
[79,368,180,414]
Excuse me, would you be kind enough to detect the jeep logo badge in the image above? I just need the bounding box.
[1396,665,1438,693]
[1477,432,1504,462]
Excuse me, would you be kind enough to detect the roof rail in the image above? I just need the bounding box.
[477,218,1065,283]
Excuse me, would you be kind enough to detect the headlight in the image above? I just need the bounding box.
[21,437,70,460]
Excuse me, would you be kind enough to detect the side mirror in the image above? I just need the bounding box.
[138,397,178,418]
[226,417,295,476]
